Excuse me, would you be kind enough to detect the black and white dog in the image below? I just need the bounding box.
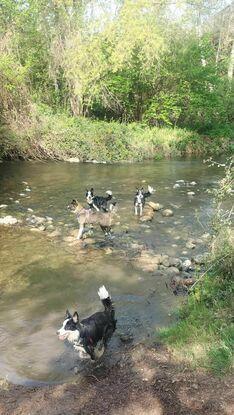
[86,188,113,212]
[134,185,154,216]
[57,286,116,360]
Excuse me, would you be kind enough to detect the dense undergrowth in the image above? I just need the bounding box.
[160,160,234,375]
[0,109,232,162]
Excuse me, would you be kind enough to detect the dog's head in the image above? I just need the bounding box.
[57,310,80,344]
[86,188,94,204]
[135,188,144,204]
[67,199,84,214]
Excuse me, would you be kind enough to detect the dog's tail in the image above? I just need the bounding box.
[147,185,155,194]
[98,285,114,315]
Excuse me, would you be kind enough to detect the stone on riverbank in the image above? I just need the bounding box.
[0,216,18,225]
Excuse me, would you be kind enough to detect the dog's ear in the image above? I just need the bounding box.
[90,188,94,192]
[65,309,72,319]
[72,312,79,324]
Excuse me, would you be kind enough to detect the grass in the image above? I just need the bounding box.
[160,244,234,375]
[0,106,232,161]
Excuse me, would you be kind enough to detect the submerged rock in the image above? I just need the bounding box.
[166,267,180,276]
[162,209,174,217]
[146,202,163,211]
[187,191,195,196]
[27,208,34,213]
[169,257,182,269]
[134,251,162,272]
[173,184,180,189]
[192,253,209,265]
[0,204,8,209]
[0,216,18,225]
[186,241,196,249]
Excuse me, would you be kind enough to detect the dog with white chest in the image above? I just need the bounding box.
[57,286,116,360]
[86,188,113,212]
[134,185,155,216]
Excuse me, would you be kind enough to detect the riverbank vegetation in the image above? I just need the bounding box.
[0,1,233,161]
[160,159,234,375]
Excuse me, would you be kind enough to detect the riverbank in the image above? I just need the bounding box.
[160,160,234,376]
[0,111,232,162]
[0,343,233,415]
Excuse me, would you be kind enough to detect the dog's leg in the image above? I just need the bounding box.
[140,204,143,216]
[134,205,138,215]
[93,203,100,212]
[77,224,84,239]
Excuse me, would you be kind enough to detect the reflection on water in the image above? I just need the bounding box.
[0,160,222,385]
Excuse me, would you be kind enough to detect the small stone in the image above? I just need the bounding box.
[161,255,170,267]
[25,188,31,192]
[201,233,210,241]
[49,230,61,238]
[169,257,182,269]
[182,259,193,271]
[38,225,46,231]
[173,184,180,189]
[119,333,133,343]
[65,158,80,163]
[187,191,195,196]
[0,204,7,209]
[192,253,209,265]
[34,216,46,225]
[0,216,18,225]
[74,367,79,374]
[186,241,196,249]
[162,209,174,217]
[47,224,54,230]
[46,216,53,221]
[166,267,180,276]
[15,200,20,204]
[27,208,34,213]
[105,248,113,255]
[176,180,185,183]
[190,181,197,186]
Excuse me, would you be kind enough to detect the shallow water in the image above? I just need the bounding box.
[0,160,223,385]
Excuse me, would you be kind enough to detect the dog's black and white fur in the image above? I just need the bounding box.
[134,185,154,216]
[57,286,116,360]
[86,188,113,212]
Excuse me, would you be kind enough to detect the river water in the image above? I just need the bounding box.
[0,159,222,385]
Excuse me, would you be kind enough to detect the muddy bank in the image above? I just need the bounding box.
[0,343,233,415]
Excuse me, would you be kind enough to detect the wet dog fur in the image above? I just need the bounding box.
[86,188,113,212]
[57,286,116,360]
[134,185,154,216]
[68,199,117,239]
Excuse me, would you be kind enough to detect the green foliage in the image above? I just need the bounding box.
[0,0,233,159]
[160,160,234,375]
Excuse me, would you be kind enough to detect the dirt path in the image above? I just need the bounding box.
[0,344,233,415]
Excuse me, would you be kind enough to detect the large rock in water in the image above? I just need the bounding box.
[146,201,164,211]
[134,251,162,272]
[0,216,18,225]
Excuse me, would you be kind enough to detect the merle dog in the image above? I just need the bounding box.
[67,199,117,239]
[134,185,154,216]
[57,286,116,360]
[86,188,113,212]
